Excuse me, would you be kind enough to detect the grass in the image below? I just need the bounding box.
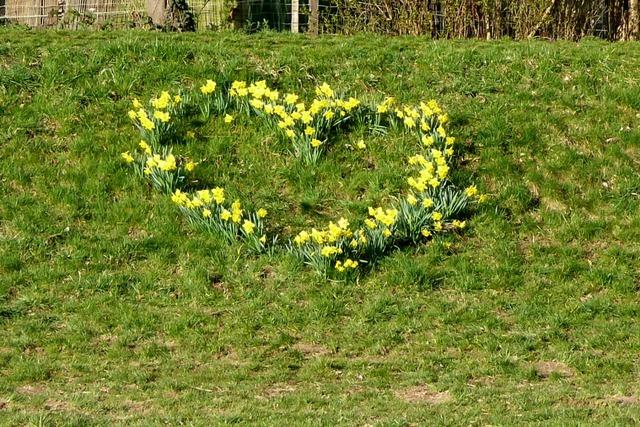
[1,28,640,425]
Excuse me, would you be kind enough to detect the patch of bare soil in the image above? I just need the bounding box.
[292,342,331,358]
[395,385,453,405]
[16,384,46,395]
[263,383,297,399]
[602,395,640,406]
[535,361,575,378]
[44,399,73,412]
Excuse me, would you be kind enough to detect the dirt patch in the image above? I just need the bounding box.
[127,227,148,240]
[259,266,276,280]
[263,383,296,399]
[0,399,9,410]
[535,361,575,378]
[347,385,365,396]
[16,384,46,395]
[395,385,453,405]
[44,399,73,412]
[123,399,153,414]
[540,196,569,214]
[603,395,640,406]
[467,376,495,387]
[292,342,331,358]
[95,333,118,347]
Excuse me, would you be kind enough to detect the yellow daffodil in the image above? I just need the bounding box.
[242,219,255,234]
[185,161,197,172]
[465,185,478,198]
[138,140,152,155]
[404,117,416,129]
[196,190,212,204]
[320,245,341,257]
[153,110,170,123]
[140,116,155,130]
[294,230,310,246]
[211,187,225,204]
[315,82,334,98]
[220,209,232,221]
[453,220,466,229]
[285,93,298,104]
[121,151,134,164]
[200,79,216,94]
[343,259,358,269]
[171,189,189,206]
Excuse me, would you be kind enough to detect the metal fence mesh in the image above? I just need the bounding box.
[0,0,627,39]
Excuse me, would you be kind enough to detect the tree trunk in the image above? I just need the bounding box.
[309,0,319,35]
[631,0,640,40]
[147,0,167,25]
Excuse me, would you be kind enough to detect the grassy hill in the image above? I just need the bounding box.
[1,28,640,425]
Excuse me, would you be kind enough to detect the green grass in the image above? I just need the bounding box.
[1,28,640,425]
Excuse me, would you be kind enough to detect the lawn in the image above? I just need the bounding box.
[1,28,640,425]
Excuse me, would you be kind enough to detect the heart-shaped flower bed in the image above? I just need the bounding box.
[121,79,485,277]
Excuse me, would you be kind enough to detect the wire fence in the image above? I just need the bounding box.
[0,0,634,40]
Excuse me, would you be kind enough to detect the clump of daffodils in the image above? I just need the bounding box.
[287,207,401,277]
[121,141,191,194]
[127,90,184,147]
[171,188,270,253]
[198,79,229,119]
[228,79,362,164]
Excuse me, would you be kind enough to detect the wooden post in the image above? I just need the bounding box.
[309,0,319,35]
[291,0,299,33]
[0,0,5,21]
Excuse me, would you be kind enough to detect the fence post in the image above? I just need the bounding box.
[309,0,318,35]
[291,0,299,33]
